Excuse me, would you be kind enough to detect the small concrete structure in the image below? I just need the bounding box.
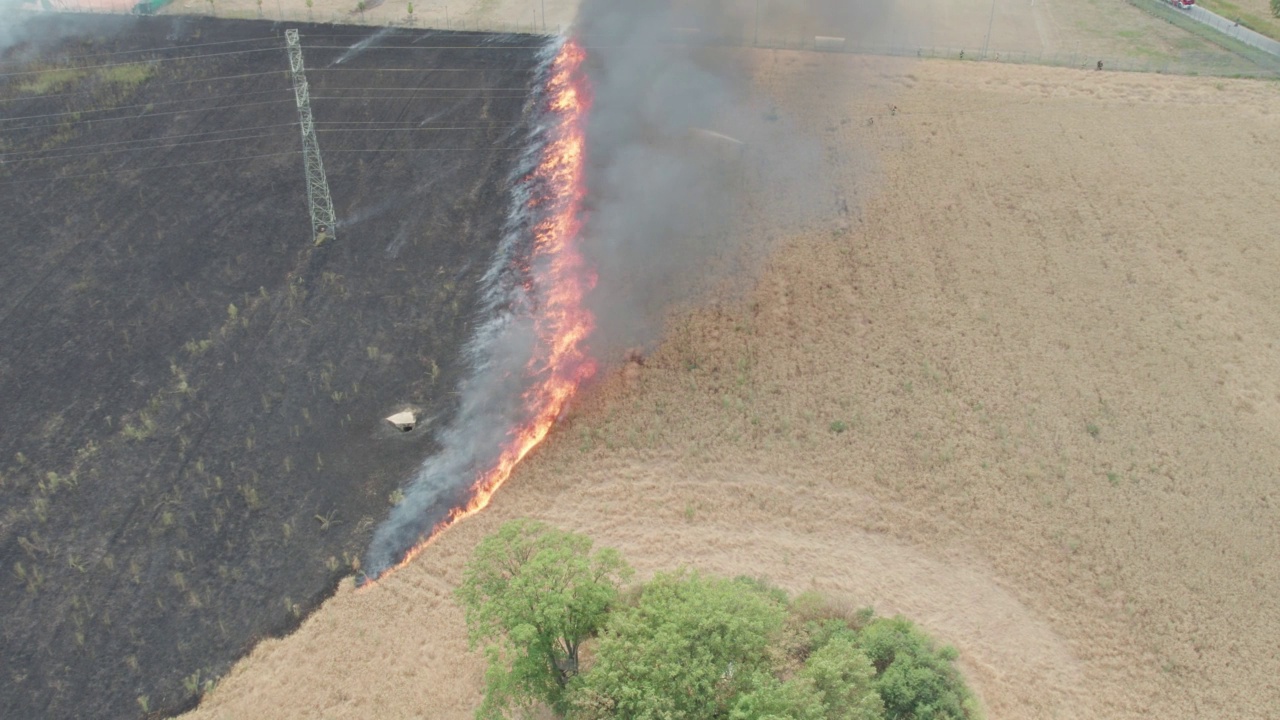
[385,411,417,432]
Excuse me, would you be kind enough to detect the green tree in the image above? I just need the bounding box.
[456,520,631,719]
[799,635,885,720]
[858,617,978,720]
[570,572,788,719]
[730,676,826,720]
[1272,0,1279,18]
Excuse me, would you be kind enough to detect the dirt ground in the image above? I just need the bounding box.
[182,48,1280,720]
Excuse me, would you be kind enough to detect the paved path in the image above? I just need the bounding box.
[1183,2,1280,56]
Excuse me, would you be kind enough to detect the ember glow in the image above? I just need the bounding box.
[364,39,595,584]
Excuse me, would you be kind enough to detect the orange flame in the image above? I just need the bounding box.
[366,40,594,585]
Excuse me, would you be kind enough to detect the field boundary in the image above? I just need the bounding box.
[1190,0,1280,45]
[742,35,1280,78]
[19,6,1280,80]
[1185,2,1280,55]
[1122,0,1280,71]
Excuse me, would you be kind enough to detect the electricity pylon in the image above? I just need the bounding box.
[285,29,337,245]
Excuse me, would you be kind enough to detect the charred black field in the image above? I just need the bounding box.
[0,14,543,718]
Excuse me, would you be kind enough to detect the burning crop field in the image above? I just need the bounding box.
[0,1,833,711]
[0,3,823,713]
[357,0,832,582]
[6,0,1280,718]
[0,2,965,716]
[361,38,596,583]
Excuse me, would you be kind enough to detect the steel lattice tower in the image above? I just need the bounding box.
[285,29,337,244]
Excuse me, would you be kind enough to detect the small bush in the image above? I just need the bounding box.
[18,68,86,95]
[97,63,154,89]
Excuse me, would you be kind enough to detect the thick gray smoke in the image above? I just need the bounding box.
[574,0,886,354]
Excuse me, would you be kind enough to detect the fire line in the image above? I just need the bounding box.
[362,39,595,587]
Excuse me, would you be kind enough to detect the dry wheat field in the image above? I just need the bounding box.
[180,41,1280,720]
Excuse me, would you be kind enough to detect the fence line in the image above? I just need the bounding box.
[1186,4,1280,56]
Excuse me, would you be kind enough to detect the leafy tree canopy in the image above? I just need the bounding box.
[858,617,977,720]
[730,675,827,720]
[454,519,632,719]
[801,635,886,720]
[456,522,980,720]
[570,572,789,719]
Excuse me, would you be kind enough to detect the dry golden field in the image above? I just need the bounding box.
[182,45,1280,720]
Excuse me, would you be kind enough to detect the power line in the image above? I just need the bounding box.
[0,138,536,187]
[316,125,522,131]
[0,47,286,79]
[0,37,555,73]
[295,43,642,52]
[0,132,295,166]
[311,94,527,100]
[0,78,517,106]
[290,38,610,51]
[0,87,292,123]
[3,58,513,80]
[295,33,551,45]
[0,123,525,164]
[0,34,560,75]
[0,35,284,68]
[1,90,522,126]
[0,151,302,188]
[0,122,301,156]
[300,44,552,51]
[0,98,295,133]
[307,67,496,73]
[0,71,288,104]
[313,120,524,126]
[327,147,525,152]
[309,85,530,91]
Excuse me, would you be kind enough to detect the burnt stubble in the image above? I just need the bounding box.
[0,14,540,718]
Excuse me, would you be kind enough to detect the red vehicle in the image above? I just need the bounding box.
[1169,0,1195,7]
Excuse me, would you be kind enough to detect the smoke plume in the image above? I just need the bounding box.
[574,0,885,354]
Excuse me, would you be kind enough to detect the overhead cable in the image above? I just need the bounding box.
[0,151,302,188]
